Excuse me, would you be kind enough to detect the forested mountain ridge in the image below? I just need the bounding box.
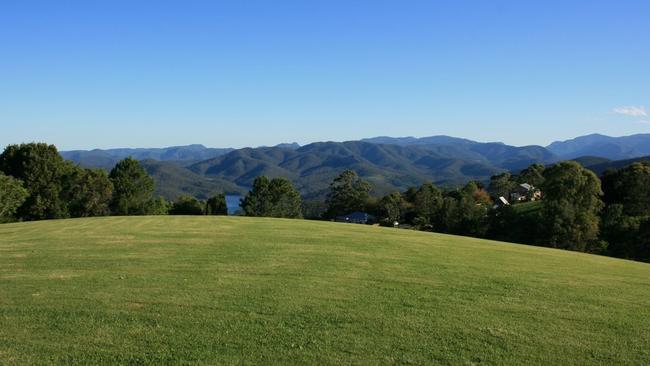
[188,141,507,198]
[61,145,234,170]
[547,133,650,160]
[59,133,650,199]
[139,160,245,200]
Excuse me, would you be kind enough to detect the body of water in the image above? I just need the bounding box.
[225,195,242,215]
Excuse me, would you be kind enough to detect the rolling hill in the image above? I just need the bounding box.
[582,155,650,175]
[58,140,560,199]
[547,133,650,160]
[60,133,650,200]
[362,135,557,171]
[139,160,245,199]
[188,141,507,198]
[0,216,648,364]
[61,144,234,170]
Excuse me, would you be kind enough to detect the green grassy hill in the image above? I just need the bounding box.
[1,217,648,365]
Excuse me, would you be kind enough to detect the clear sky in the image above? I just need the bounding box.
[1,0,649,150]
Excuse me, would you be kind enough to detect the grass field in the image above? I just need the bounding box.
[511,201,541,216]
[1,217,649,365]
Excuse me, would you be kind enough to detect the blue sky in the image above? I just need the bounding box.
[1,0,648,150]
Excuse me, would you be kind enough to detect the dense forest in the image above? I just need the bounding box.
[61,134,650,201]
[1,143,648,263]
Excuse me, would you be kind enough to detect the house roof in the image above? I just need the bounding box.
[498,196,510,205]
[520,183,533,191]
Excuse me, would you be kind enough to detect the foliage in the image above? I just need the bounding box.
[488,173,517,200]
[205,194,228,215]
[600,162,650,261]
[325,170,371,218]
[3,139,649,262]
[0,172,28,222]
[65,168,114,217]
[184,140,558,199]
[601,162,650,216]
[412,183,443,229]
[539,161,603,251]
[109,158,155,215]
[139,160,243,201]
[266,178,302,218]
[443,182,491,237]
[517,163,545,187]
[169,195,204,215]
[145,197,171,215]
[241,176,271,217]
[487,203,541,244]
[0,143,70,220]
[408,181,490,237]
[301,200,328,220]
[377,192,408,225]
[241,176,302,218]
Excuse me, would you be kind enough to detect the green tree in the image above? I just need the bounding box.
[65,168,113,217]
[267,178,302,218]
[0,143,70,220]
[205,194,228,215]
[109,158,155,215]
[600,162,650,261]
[517,163,546,187]
[325,170,371,218]
[378,192,407,225]
[241,176,271,217]
[412,183,443,229]
[458,182,491,236]
[487,203,541,245]
[433,182,490,237]
[169,195,204,215]
[241,177,302,218]
[437,196,462,233]
[146,197,170,215]
[0,172,28,222]
[489,173,517,200]
[601,162,650,216]
[301,200,328,220]
[540,161,603,251]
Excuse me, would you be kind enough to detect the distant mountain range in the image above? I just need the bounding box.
[61,144,235,170]
[576,155,650,176]
[547,133,650,160]
[60,133,650,199]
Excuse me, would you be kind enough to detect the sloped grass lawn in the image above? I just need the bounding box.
[0,216,648,365]
[511,200,542,216]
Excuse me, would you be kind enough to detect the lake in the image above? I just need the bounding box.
[225,195,242,215]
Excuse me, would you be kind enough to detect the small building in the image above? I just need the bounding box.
[510,183,541,202]
[335,212,374,224]
[493,196,510,209]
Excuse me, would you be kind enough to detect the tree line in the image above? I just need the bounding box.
[0,143,229,221]
[1,142,648,262]
[291,162,648,263]
[336,161,648,263]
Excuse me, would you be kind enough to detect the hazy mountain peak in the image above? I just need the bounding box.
[361,135,478,146]
[273,142,301,149]
[547,133,650,160]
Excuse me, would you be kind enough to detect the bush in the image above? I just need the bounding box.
[169,195,204,215]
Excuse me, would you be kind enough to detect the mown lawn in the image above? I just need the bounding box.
[511,201,542,216]
[0,216,648,365]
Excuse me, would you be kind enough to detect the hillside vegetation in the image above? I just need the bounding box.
[139,160,244,200]
[187,141,516,198]
[60,145,234,170]
[547,133,650,160]
[61,133,650,199]
[1,217,648,365]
